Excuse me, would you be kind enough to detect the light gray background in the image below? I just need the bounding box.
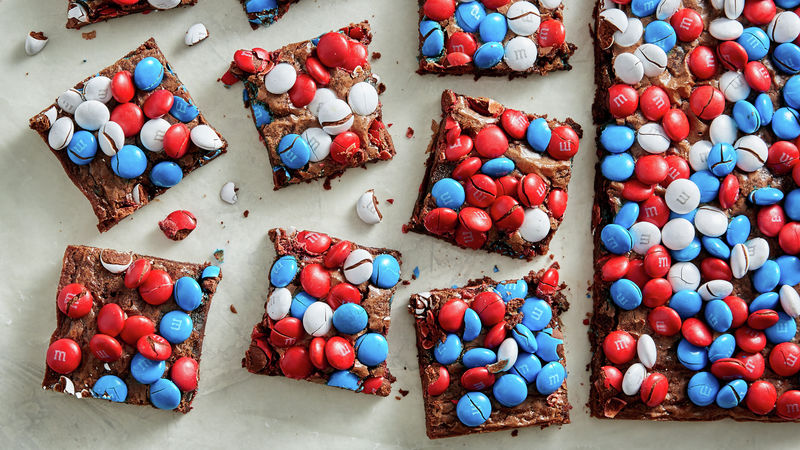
[0,0,796,448]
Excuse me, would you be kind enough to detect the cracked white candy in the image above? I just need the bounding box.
[25,32,48,56]
[185,23,208,46]
[220,182,238,204]
[356,190,382,224]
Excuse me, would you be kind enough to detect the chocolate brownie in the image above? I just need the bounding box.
[221,21,395,190]
[417,0,576,77]
[239,0,300,29]
[66,1,196,29]
[43,245,222,413]
[405,89,581,260]
[243,228,402,396]
[29,38,227,232]
[590,0,800,421]
[409,266,569,439]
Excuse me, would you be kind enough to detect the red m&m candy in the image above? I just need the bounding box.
[57,283,93,319]
[635,155,669,185]
[744,61,772,92]
[475,125,509,158]
[495,175,519,197]
[305,56,330,86]
[767,141,799,174]
[361,376,385,395]
[745,380,777,415]
[689,86,725,120]
[452,156,481,180]
[602,256,630,282]
[288,74,317,108]
[547,189,568,219]
[459,207,493,232]
[142,89,174,119]
[489,196,524,232]
[661,109,689,142]
[688,46,718,79]
[624,259,650,288]
[644,245,671,277]
[233,48,271,73]
[718,174,739,209]
[89,334,123,362]
[331,132,362,164]
[111,71,135,103]
[642,278,672,308]
[445,135,474,161]
[427,365,451,396]
[608,84,639,118]
[465,174,498,208]
[735,326,767,354]
[779,222,800,254]
[603,330,636,364]
[710,358,749,380]
[300,264,331,298]
[640,372,668,407]
[423,0,455,20]
[769,342,800,376]
[700,257,732,281]
[547,126,579,160]
[747,309,780,330]
[737,351,766,382]
[601,366,623,392]
[326,282,361,309]
[309,337,328,370]
[455,226,487,250]
[136,334,172,361]
[447,32,478,58]
[120,315,155,345]
[316,32,351,68]
[164,123,191,159]
[538,19,565,47]
[681,318,713,347]
[484,321,507,348]
[171,356,199,391]
[724,296,749,328]
[537,268,559,297]
[342,41,368,72]
[461,367,495,391]
[323,240,352,269]
[97,303,125,336]
[743,0,776,25]
[325,336,355,370]
[777,390,800,420]
[500,109,530,139]
[280,346,313,379]
[664,154,690,185]
[297,231,332,254]
[716,41,748,71]
[110,102,145,137]
[647,306,682,336]
[670,8,703,41]
[518,173,548,207]
[640,86,670,121]
[270,317,304,347]
[138,269,174,305]
[46,338,82,374]
[439,298,468,331]
[124,259,152,289]
[471,291,505,326]
[424,208,459,235]
[757,204,786,237]
[621,180,655,202]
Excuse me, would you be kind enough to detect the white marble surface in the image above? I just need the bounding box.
[0,1,797,448]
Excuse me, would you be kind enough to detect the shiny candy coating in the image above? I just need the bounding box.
[111,145,147,179]
[120,315,155,345]
[92,375,127,403]
[371,254,400,288]
[355,333,388,366]
[270,255,298,287]
[456,392,491,427]
[159,310,193,344]
[171,357,198,391]
[149,379,181,410]
[493,374,528,407]
[174,276,203,311]
[434,333,462,365]
[138,269,174,305]
[536,361,566,395]
[89,334,122,362]
[130,353,166,384]
[133,57,164,91]
[150,161,183,187]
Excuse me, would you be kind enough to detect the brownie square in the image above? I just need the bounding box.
[590,1,800,421]
[409,266,570,439]
[405,89,582,260]
[29,38,227,232]
[43,245,222,413]
[243,228,402,396]
[417,0,576,77]
[222,21,395,190]
[66,1,197,29]
[239,0,300,29]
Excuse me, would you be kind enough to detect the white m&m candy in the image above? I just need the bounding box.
[622,363,647,395]
[504,37,538,72]
[710,114,739,144]
[98,121,125,156]
[303,301,333,336]
[637,334,657,368]
[723,0,744,19]
[600,8,628,34]
[308,88,337,117]
[698,280,734,300]
[668,262,701,291]
[630,221,661,254]
[779,285,800,318]
[58,89,83,114]
[633,44,667,77]
[665,178,701,214]
[190,125,224,150]
[147,0,181,9]
[614,52,644,84]
[301,128,332,162]
[709,18,743,41]
[636,123,670,153]
[730,243,750,278]
[519,208,551,242]
[140,118,171,152]
[264,63,297,94]
[744,238,769,271]
[656,0,681,20]
[506,2,541,36]
[661,218,695,250]
[84,76,113,103]
[694,206,728,237]
[734,135,768,172]
[768,12,800,43]
[614,17,643,47]
[348,82,379,116]
[719,71,750,102]
[344,249,373,285]
[267,288,292,320]
[539,0,562,8]
[689,140,712,171]
[356,190,382,225]
[74,100,110,131]
[185,23,209,46]
[318,99,354,135]
[48,117,74,150]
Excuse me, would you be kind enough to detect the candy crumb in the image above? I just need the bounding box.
[402,280,411,286]
[405,127,414,138]
[81,30,96,40]
[399,389,409,397]
[213,249,224,263]
[371,52,381,60]
[243,210,250,218]
[387,198,394,204]
[412,267,420,280]
[395,396,402,400]
[230,304,238,314]
[493,265,499,273]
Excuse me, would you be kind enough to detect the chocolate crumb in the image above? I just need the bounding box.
[371,51,381,60]
[378,83,386,94]
[81,30,96,40]
[406,127,415,138]
[399,389,409,397]
[387,198,394,204]
[243,210,250,218]
[511,430,519,437]
[395,395,402,400]
[402,280,411,285]
[230,304,238,314]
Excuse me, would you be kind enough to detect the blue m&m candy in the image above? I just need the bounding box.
[511,323,537,353]
[750,187,785,206]
[290,291,315,319]
[92,375,127,402]
[174,277,203,311]
[463,348,497,368]
[371,254,400,288]
[456,392,491,427]
[772,107,800,140]
[669,290,703,319]
[535,329,563,362]
[455,2,485,32]
[777,255,800,286]
[481,157,515,177]
[687,372,720,406]
[726,215,750,246]
[750,292,779,312]
[245,0,277,12]
[420,21,444,57]
[704,299,733,332]
[600,125,635,153]
[110,144,146,178]
[716,379,748,409]
[689,170,720,202]
[701,237,730,259]
[67,130,98,165]
[434,333,463,365]
[677,338,708,370]
[526,118,551,152]
[536,361,566,395]
[149,378,181,410]
[328,370,359,390]
[520,297,552,331]
[479,13,507,43]
[332,303,368,334]
[493,374,528,407]
[753,260,781,293]
[601,224,633,254]
[495,279,528,302]
[766,312,797,343]
[671,237,702,261]
[252,101,272,127]
[159,310,193,344]
[644,21,676,53]
[732,100,761,134]
[131,353,166,384]
[134,57,164,91]
[785,76,800,110]
[670,209,697,224]
[355,333,388,367]
[738,27,770,61]
[601,153,635,181]
[755,93,774,125]
[785,189,800,220]
[150,161,183,188]
[708,334,736,362]
[463,308,482,341]
[706,143,737,176]
[775,0,800,8]
[614,202,639,229]
[473,42,504,69]
[510,352,542,383]
[431,178,465,209]
[170,96,199,123]
[610,279,642,310]
[631,0,657,16]
[773,43,800,74]
[270,255,298,287]
[202,265,221,279]
[277,134,311,169]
